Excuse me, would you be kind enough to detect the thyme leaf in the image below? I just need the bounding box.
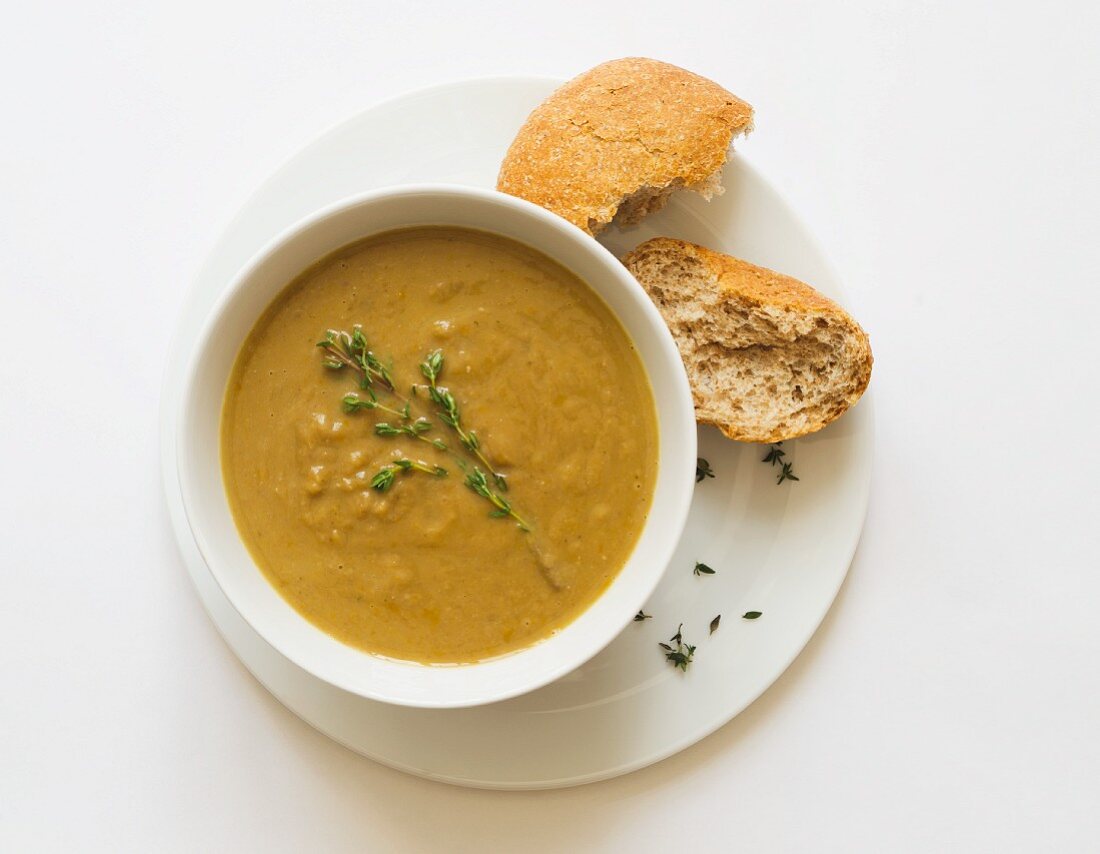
[763,442,799,484]
[777,462,799,485]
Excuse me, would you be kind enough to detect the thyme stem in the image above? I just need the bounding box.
[370,458,447,492]
[419,350,510,492]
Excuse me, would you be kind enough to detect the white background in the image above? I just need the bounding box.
[3,1,1098,851]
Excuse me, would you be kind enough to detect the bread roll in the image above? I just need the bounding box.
[623,238,872,442]
[497,58,753,235]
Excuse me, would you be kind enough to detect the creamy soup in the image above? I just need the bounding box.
[221,227,658,663]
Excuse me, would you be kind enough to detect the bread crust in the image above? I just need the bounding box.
[622,238,873,443]
[497,58,754,235]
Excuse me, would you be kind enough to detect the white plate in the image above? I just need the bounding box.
[160,76,873,789]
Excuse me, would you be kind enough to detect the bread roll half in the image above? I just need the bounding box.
[497,58,753,235]
[623,238,872,443]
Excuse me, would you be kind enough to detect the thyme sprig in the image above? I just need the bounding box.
[763,442,799,485]
[370,458,447,492]
[659,624,696,672]
[320,330,531,533]
[345,393,450,453]
[464,466,529,531]
[634,610,653,622]
[376,416,449,449]
[342,391,410,421]
[317,327,396,391]
[696,458,715,483]
[420,350,509,492]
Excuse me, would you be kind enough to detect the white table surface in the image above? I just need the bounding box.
[3,1,1098,851]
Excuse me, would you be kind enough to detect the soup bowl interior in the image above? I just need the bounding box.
[178,185,696,708]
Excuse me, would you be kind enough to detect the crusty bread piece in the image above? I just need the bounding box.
[497,58,754,236]
[623,238,872,443]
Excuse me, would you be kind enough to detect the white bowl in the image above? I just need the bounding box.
[177,184,696,708]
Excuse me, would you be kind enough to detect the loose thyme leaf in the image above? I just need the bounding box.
[777,462,799,485]
[696,458,715,482]
[710,614,721,634]
[693,562,716,576]
[763,443,785,465]
[634,610,652,622]
[661,623,695,671]
[742,611,763,620]
[764,442,798,484]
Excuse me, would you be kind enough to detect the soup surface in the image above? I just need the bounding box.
[221,227,658,662]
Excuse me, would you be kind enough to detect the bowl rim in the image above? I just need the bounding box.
[176,183,696,707]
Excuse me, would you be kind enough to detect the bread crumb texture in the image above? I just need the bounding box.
[497,58,754,235]
[623,238,872,443]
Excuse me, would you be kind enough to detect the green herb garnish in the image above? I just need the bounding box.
[370,458,448,492]
[658,623,696,672]
[777,462,799,484]
[742,611,762,620]
[420,349,509,492]
[345,393,450,453]
[710,614,721,634]
[763,442,798,484]
[693,562,716,576]
[317,327,395,391]
[634,610,652,622]
[322,331,532,533]
[696,458,715,483]
[342,391,411,421]
[464,466,530,531]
